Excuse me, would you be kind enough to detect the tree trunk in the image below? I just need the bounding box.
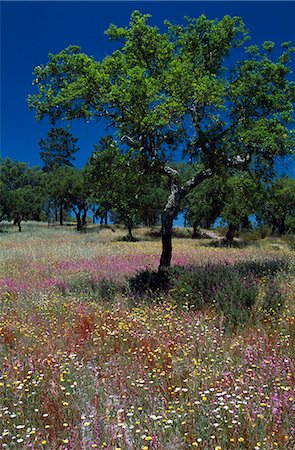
[76,212,82,231]
[184,210,188,228]
[278,220,286,236]
[226,223,235,248]
[59,203,63,226]
[192,222,198,238]
[82,208,87,227]
[271,224,276,235]
[159,168,183,270]
[18,221,22,232]
[104,209,108,225]
[127,221,135,240]
[158,166,212,270]
[242,215,250,230]
[159,213,174,268]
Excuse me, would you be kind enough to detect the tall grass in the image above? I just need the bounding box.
[0,227,294,449]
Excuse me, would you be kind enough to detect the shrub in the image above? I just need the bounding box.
[203,238,247,248]
[258,224,271,239]
[166,265,258,331]
[281,234,295,250]
[235,257,289,277]
[129,259,288,331]
[91,278,122,301]
[129,268,169,295]
[263,277,286,313]
[239,230,261,243]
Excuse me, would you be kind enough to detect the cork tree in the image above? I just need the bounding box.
[28,11,295,268]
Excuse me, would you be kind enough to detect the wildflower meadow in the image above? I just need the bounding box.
[0,225,294,450]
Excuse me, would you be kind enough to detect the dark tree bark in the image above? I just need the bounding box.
[75,211,82,231]
[59,203,63,226]
[127,222,134,240]
[241,215,250,230]
[82,208,87,227]
[278,219,286,236]
[268,212,286,236]
[192,222,198,239]
[159,167,181,269]
[226,223,235,248]
[158,166,212,270]
[13,217,22,232]
[159,213,174,267]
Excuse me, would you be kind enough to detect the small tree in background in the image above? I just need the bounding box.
[39,127,79,171]
[0,158,45,230]
[186,176,225,236]
[61,167,91,231]
[8,187,44,232]
[39,127,79,225]
[258,177,295,235]
[0,181,9,223]
[220,174,262,232]
[89,137,168,238]
[89,137,144,240]
[137,181,167,227]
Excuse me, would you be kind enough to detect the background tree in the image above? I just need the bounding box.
[257,177,295,235]
[39,127,79,171]
[8,187,44,232]
[41,169,67,224]
[89,137,168,237]
[137,181,167,227]
[61,167,91,231]
[186,175,225,236]
[89,137,144,240]
[28,11,295,268]
[39,127,79,225]
[0,180,9,223]
[0,158,45,230]
[220,174,262,232]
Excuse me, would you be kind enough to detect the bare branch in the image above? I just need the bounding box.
[227,153,251,170]
[163,165,179,179]
[121,135,135,144]
[181,168,213,198]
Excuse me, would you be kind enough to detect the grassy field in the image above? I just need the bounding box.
[0,224,294,449]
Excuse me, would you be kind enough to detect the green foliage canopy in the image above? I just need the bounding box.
[28,11,294,177]
[28,11,295,265]
[258,177,295,234]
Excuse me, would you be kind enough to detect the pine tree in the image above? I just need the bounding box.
[39,127,79,172]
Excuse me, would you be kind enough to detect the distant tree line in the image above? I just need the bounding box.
[1,125,294,236]
[0,126,167,235]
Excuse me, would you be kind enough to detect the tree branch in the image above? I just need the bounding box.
[181,168,213,198]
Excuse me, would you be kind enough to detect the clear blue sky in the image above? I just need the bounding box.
[1,1,295,176]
